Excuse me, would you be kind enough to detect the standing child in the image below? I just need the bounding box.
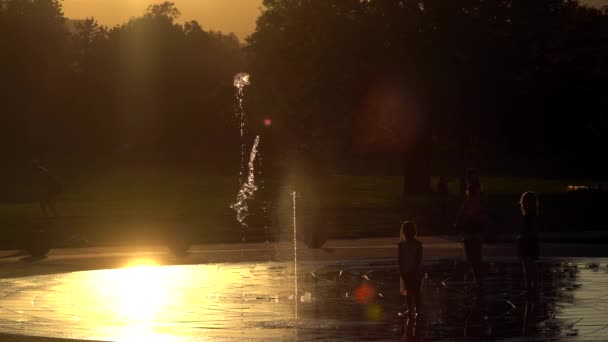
[517,192,540,293]
[455,170,487,289]
[398,221,423,320]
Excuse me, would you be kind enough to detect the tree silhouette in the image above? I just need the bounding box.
[147,1,181,21]
[0,0,605,181]
[0,0,71,158]
[0,1,244,163]
[248,0,608,192]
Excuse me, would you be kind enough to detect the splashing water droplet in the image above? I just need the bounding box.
[231,135,261,235]
[300,292,313,303]
[234,73,250,89]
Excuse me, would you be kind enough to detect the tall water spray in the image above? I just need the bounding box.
[232,72,252,339]
[230,72,261,242]
[231,136,260,232]
[233,72,251,184]
[292,190,298,320]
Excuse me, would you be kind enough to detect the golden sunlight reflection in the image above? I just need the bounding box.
[107,260,166,321]
[41,261,295,340]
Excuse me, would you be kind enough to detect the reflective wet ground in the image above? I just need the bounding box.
[0,258,607,341]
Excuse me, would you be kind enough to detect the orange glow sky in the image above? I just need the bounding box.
[62,0,606,41]
[62,0,263,40]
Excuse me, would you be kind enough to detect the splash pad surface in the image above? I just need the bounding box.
[0,244,607,341]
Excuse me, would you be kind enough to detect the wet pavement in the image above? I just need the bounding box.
[0,240,607,341]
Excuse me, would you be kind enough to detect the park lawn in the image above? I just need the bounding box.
[0,168,606,247]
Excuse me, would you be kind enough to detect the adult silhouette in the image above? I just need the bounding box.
[31,160,61,219]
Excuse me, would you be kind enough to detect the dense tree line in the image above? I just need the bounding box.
[248,0,608,189]
[1,1,243,166]
[1,0,606,188]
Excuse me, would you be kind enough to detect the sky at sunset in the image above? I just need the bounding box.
[62,0,607,41]
[62,0,263,40]
[586,0,608,7]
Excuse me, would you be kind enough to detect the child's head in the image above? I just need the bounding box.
[520,191,539,216]
[400,220,417,241]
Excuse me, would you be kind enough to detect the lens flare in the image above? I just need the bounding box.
[366,304,384,321]
[354,284,376,304]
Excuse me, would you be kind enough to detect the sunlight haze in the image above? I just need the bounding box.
[62,0,263,40]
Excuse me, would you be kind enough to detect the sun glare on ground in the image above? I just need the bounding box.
[103,260,167,322]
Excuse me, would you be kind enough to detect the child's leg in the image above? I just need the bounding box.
[406,292,415,317]
[523,259,538,291]
[522,260,529,290]
[470,239,483,286]
[463,240,474,282]
[403,275,415,317]
[399,276,408,315]
[527,260,538,290]
[414,287,422,316]
[477,240,484,286]
[532,262,539,289]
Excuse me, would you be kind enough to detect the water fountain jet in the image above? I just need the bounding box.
[292,190,298,320]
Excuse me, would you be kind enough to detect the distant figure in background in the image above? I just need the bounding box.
[459,176,466,197]
[398,220,423,320]
[465,168,481,192]
[437,177,449,196]
[31,160,61,219]
[455,169,487,288]
[517,192,540,294]
[436,177,449,230]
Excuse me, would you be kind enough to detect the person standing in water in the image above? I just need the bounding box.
[518,192,540,294]
[455,169,487,289]
[31,160,61,219]
[398,220,423,320]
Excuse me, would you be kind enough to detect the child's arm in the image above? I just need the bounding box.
[398,243,406,295]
